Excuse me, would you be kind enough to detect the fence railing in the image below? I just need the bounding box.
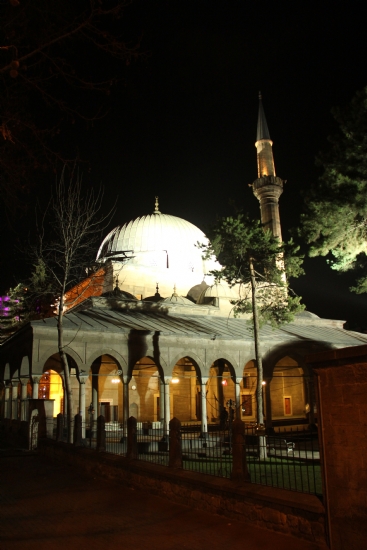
[181,423,233,478]
[245,425,321,495]
[41,415,321,496]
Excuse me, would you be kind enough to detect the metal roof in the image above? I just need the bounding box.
[31,307,367,347]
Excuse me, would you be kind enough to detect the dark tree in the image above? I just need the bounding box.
[200,214,304,457]
[27,169,113,442]
[300,86,367,293]
[0,0,140,218]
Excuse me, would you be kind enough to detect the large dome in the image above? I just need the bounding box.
[97,212,208,266]
[97,208,219,299]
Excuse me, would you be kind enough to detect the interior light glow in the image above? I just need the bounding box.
[171,377,180,384]
[221,379,228,386]
[111,378,120,384]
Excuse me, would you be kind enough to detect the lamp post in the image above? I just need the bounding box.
[88,402,95,448]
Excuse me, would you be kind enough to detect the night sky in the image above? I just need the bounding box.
[3,1,367,328]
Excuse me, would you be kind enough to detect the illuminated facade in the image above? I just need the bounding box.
[2,96,367,434]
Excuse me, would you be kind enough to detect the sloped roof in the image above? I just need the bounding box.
[30,305,367,347]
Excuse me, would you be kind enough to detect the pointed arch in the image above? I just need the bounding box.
[38,346,83,372]
[168,352,204,377]
[86,349,127,373]
[20,356,30,379]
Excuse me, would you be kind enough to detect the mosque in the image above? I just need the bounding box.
[2,97,367,435]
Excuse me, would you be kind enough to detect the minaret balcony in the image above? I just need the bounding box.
[252,175,284,196]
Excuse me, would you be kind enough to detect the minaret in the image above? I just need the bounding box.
[252,93,284,240]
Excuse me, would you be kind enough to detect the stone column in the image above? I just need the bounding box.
[20,379,29,421]
[4,384,11,419]
[235,377,242,420]
[164,377,171,437]
[122,375,130,439]
[78,375,88,438]
[159,379,165,426]
[32,376,41,399]
[190,367,197,420]
[200,377,209,438]
[91,372,99,423]
[11,383,18,419]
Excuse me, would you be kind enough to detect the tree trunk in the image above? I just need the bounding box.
[249,258,267,459]
[57,287,73,443]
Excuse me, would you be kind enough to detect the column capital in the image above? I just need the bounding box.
[164,376,172,385]
[122,375,131,384]
[78,375,88,384]
[201,376,209,385]
[32,375,42,384]
[20,377,29,386]
[235,377,242,385]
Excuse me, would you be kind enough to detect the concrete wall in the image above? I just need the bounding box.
[308,345,367,550]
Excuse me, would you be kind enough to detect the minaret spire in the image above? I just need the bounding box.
[257,92,271,143]
[252,92,284,240]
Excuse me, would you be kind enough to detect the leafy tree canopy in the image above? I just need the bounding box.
[201,214,305,328]
[300,86,367,293]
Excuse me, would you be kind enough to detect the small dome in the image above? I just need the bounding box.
[102,288,137,301]
[187,280,209,303]
[197,282,240,304]
[161,294,194,306]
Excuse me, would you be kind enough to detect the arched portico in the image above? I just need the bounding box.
[88,354,124,429]
[207,359,237,423]
[270,356,307,423]
[240,360,257,423]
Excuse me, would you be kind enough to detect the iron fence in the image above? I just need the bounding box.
[135,422,169,466]
[181,423,233,478]
[245,425,321,495]
[42,416,321,496]
[104,421,126,455]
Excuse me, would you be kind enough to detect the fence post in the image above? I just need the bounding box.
[73,413,82,447]
[126,416,137,460]
[28,410,39,450]
[96,415,106,452]
[231,418,250,483]
[169,417,182,468]
[56,413,64,442]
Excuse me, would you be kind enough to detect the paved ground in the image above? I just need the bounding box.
[0,451,326,550]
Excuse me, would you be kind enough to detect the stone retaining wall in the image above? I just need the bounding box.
[40,439,327,546]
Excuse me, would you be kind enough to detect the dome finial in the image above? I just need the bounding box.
[154,196,161,214]
[155,282,161,299]
[172,285,178,297]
